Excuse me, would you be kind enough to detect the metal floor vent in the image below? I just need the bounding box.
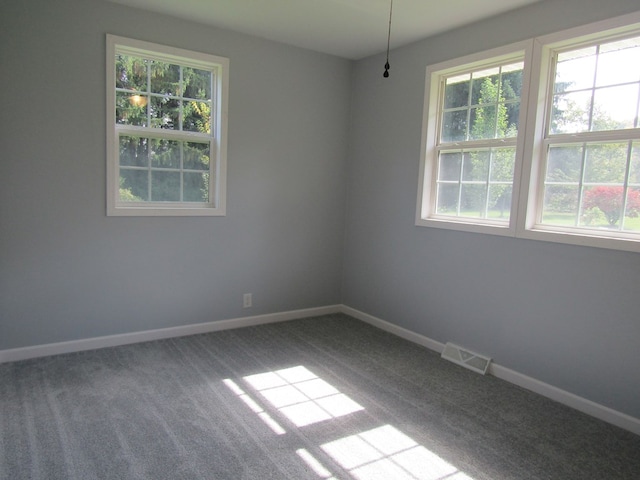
[441,342,491,375]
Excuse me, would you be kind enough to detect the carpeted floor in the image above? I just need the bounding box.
[1,313,639,479]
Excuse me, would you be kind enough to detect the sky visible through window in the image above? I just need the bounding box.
[552,35,640,133]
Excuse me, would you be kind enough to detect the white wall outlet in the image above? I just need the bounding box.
[243,293,252,308]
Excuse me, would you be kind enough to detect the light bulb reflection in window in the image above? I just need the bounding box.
[129,94,147,107]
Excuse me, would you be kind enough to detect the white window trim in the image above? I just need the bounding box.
[106,34,229,216]
[416,12,640,253]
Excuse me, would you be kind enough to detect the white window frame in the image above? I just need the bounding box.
[106,35,229,216]
[416,41,534,237]
[417,12,640,253]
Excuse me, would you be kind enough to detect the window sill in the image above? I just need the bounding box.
[415,216,640,252]
[415,216,514,237]
[518,225,640,253]
[107,204,226,217]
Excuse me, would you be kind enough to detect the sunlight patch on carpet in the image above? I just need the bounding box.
[243,366,364,427]
[321,425,476,480]
[222,378,287,435]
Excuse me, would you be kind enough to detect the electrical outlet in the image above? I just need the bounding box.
[243,293,252,308]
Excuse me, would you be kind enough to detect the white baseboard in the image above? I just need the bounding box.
[489,363,640,436]
[340,305,447,353]
[340,305,640,437]
[0,305,342,364]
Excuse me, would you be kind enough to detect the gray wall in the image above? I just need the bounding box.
[0,0,350,348]
[343,0,640,419]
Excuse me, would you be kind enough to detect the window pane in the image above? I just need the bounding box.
[469,105,497,140]
[555,46,596,92]
[150,139,180,169]
[444,77,470,109]
[623,186,640,231]
[488,185,512,222]
[592,84,638,131]
[119,136,148,167]
[438,152,462,181]
[184,142,210,170]
[151,171,180,201]
[184,172,209,202]
[471,69,499,105]
[550,91,591,134]
[500,67,523,100]
[582,185,624,228]
[150,61,180,96]
[460,184,487,217]
[436,184,459,215]
[546,145,583,183]
[183,101,211,133]
[629,143,640,185]
[116,92,147,126]
[441,110,468,142]
[462,150,489,181]
[183,67,212,100]
[120,169,148,202]
[490,148,516,182]
[505,103,520,136]
[595,37,640,87]
[583,143,627,184]
[115,55,147,91]
[150,96,179,130]
[542,185,579,225]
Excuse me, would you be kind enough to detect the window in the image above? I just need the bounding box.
[416,44,529,236]
[106,35,229,216]
[417,13,640,252]
[523,26,640,249]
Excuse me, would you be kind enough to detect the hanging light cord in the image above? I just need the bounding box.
[383,0,393,78]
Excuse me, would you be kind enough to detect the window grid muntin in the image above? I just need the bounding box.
[435,145,516,222]
[547,34,640,136]
[540,138,640,233]
[117,131,213,205]
[439,61,524,144]
[426,54,524,226]
[114,54,215,134]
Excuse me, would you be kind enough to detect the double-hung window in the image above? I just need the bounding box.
[417,43,531,236]
[417,13,640,252]
[523,24,640,249]
[106,35,229,216]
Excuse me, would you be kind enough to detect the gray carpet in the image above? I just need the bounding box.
[1,313,639,479]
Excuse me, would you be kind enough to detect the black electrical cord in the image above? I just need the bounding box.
[383,0,393,78]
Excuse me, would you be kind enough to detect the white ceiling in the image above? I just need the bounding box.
[108,0,543,60]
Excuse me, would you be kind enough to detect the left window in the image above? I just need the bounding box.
[416,42,531,236]
[106,35,228,216]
